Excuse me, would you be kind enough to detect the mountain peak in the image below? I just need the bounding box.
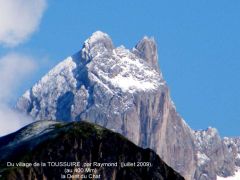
[85,31,112,46]
[81,31,114,60]
[133,36,159,71]
[16,31,193,179]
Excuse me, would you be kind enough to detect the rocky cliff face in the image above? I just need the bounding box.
[16,31,240,180]
[193,128,238,180]
[223,137,240,168]
[0,121,184,180]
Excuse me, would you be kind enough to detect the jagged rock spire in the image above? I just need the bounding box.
[133,36,160,71]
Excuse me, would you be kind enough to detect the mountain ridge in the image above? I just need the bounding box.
[0,120,184,180]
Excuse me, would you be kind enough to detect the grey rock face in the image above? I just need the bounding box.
[193,128,240,180]
[133,36,160,71]
[223,137,240,168]
[17,31,195,180]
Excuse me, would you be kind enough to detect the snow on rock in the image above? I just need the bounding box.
[32,57,77,96]
[89,46,163,93]
[223,137,240,167]
[22,90,31,100]
[193,127,219,152]
[196,151,210,166]
[84,31,111,46]
[16,57,78,120]
[193,127,237,179]
[82,31,114,61]
[217,168,240,180]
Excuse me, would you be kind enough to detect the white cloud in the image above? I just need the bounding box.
[0,53,37,102]
[0,0,47,47]
[0,104,32,137]
[0,53,37,136]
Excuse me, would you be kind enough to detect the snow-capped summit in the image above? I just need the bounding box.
[82,31,114,61]
[84,31,113,48]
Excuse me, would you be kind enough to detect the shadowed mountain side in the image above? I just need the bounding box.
[0,121,184,180]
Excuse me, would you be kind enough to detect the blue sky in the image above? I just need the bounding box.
[0,0,240,136]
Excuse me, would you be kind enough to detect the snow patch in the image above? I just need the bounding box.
[217,168,240,180]
[197,151,210,166]
[22,90,31,100]
[40,57,76,84]
[91,47,164,93]
[85,31,110,45]
[110,74,156,92]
